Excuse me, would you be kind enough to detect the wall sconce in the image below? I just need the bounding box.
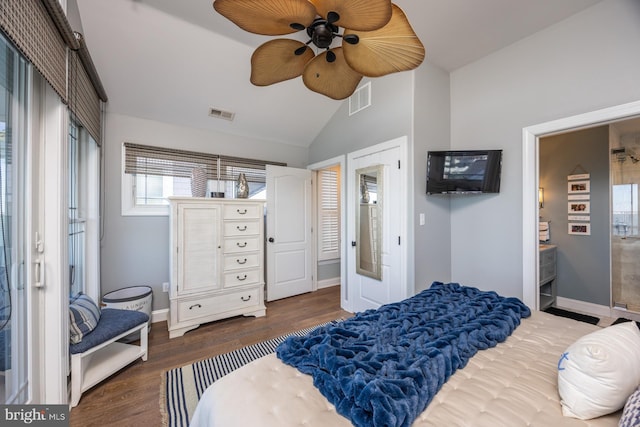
[539,187,544,208]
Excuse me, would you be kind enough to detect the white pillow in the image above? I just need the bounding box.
[557,321,640,420]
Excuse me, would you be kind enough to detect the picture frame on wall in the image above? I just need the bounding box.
[567,173,590,181]
[567,194,590,201]
[568,215,590,221]
[568,201,590,214]
[568,223,591,235]
[568,180,590,193]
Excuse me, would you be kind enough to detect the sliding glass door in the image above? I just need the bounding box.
[0,34,29,404]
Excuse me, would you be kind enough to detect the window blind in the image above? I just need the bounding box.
[0,1,107,143]
[124,143,219,180]
[123,143,287,183]
[0,0,67,101]
[219,155,286,183]
[318,167,340,260]
[69,48,101,144]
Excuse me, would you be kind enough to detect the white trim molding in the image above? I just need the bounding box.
[151,308,169,324]
[522,100,640,310]
[307,155,347,309]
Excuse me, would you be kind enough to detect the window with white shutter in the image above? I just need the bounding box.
[317,166,340,261]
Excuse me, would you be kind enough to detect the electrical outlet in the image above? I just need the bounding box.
[162,282,169,292]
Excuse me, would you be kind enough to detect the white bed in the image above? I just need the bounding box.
[191,311,624,427]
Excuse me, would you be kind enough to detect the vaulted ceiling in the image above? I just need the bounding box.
[75,0,602,147]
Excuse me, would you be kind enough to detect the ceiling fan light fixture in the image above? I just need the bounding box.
[213,0,424,99]
[308,19,338,49]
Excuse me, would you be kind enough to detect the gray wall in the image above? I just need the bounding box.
[101,113,309,311]
[309,72,414,164]
[540,126,610,305]
[449,0,640,299]
[101,0,640,311]
[413,62,452,292]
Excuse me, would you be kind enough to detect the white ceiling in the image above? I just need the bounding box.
[75,0,603,148]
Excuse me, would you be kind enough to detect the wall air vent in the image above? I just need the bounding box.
[209,107,235,121]
[349,81,371,116]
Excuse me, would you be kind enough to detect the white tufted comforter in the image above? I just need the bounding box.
[190,311,621,427]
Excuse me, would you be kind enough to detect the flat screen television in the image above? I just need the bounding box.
[426,150,502,194]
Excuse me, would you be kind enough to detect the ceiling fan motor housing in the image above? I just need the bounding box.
[307,18,339,49]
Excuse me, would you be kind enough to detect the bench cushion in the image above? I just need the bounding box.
[69,293,102,344]
[69,309,149,354]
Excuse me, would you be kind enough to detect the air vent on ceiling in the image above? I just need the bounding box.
[209,107,235,121]
[349,82,371,116]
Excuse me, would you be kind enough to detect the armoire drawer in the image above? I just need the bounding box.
[224,253,260,271]
[224,236,260,253]
[176,288,260,322]
[223,220,260,236]
[223,203,262,220]
[224,269,261,288]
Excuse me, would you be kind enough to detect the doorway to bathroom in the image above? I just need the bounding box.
[522,100,640,321]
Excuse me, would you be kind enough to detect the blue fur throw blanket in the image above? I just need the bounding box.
[276,282,531,427]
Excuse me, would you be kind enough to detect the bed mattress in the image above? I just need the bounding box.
[190,311,621,426]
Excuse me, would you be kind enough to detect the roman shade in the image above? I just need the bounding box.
[124,143,287,183]
[0,0,68,101]
[0,0,108,143]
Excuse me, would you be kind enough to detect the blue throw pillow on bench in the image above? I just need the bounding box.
[69,293,101,344]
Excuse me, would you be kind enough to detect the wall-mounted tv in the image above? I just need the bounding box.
[426,150,502,194]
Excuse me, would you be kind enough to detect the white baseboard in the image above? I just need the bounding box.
[317,278,340,289]
[151,308,169,324]
[552,297,640,323]
[611,307,640,323]
[555,297,613,318]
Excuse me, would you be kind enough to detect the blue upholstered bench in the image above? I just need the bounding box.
[70,308,149,407]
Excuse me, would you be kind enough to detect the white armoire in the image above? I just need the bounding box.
[168,197,266,338]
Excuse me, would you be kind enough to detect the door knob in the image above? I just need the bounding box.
[268,237,275,243]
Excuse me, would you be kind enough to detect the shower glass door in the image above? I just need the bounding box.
[611,143,640,313]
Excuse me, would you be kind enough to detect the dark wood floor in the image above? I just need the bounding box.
[69,286,350,427]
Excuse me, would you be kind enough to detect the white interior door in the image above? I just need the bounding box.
[348,137,408,312]
[266,165,313,301]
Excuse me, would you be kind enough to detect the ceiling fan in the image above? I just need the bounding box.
[213,0,425,100]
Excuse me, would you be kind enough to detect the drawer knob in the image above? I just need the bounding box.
[241,295,252,302]
[237,209,247,215]
[236,225,247,231]
[237,242,247,248]
[189,304,202,310]
[237,274,247,281]
[237,258,247,264]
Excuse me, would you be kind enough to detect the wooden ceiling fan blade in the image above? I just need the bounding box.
[309,0,392,31]
[342,4,425,77]
[213,0,317,35]
[302,48,363,100]
[250,39,315,86]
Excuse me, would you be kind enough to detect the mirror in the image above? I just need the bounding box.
[356,165,383,280]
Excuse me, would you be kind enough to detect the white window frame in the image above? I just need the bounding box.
[121,144,282,216]
[121,147,170,216]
